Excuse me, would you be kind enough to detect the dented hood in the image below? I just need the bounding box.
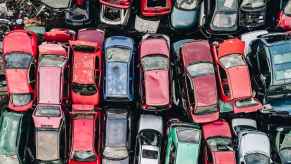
[213,151,236,164]
[6,69,30,93]
[227,66,252,99]
[144,70,169,106]
[193,74,217,107]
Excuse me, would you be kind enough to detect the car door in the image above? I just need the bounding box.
[255,45,270,95]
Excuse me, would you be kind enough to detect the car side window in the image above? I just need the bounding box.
[169,144,176,164]
[218,65,230,97]
[185,75,195,105]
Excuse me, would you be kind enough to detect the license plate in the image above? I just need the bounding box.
[134,15,160,33]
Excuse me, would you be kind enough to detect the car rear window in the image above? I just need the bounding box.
[241,0,265,8]
[244,153,270,164]
[41,0,70,9]
[5,53,32,69]
[11,94,32,106]
[217,0,237,10]
[176,0,201,10]
[141,55,169,71]
[35,106,61,117]
[39,55,66,67]
[106,47,131,62]
[142,149,158,159]
[176,127,201,143]
[207,137,233,151]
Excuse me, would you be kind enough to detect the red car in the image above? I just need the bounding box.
[70,38,103,105]
[202,120,236,164]
[140,0,172,16]
[3,29,38,112]
[211,38,262,114]
[33,40,70,163]
[179,40,219,123]
[68,104,102,164]
[277,0,291,30]
[44,28,76,42]
[139,34,172,111]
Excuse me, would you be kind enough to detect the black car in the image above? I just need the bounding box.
[102,109,131,164]
[247,32,291,113]
[239,0,267,29]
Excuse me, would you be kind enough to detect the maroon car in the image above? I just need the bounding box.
[178,40,219,123]
[139,34,172,111]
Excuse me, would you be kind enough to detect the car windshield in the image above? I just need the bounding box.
[140,130,161,146]
[142,55,169,71]
[207,137,233,151]
[73,151,97,162]
[148,0,167,7]
[39,55,66,67]
[217,0,237,10]
[187,62,214,77]
[41,0,70,9]
[35,106,61,117]
[212,13,237,28]
[5,53,32,69]
[270,44,291,80]
[142,149,159,159]
[234,125,257,132]
[106,47,131,63]
[176,127,201,143]
[244,153,270,164]
[195,106,217,115]
[241,0,265,8]
[280,148,291,163]
[175,0,201,10]
[11,94,31,106]
[285,0,291,15]
[220,54,245,68]
[72,83,97,96]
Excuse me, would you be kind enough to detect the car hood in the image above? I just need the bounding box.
[226,66,252,99]
[193,75,217,107]
[38,67,62,104]
[212,151,236,164]
[6,69,29,93]
[176,143,199,164]
[106,62,129,97]
[240,132,270,157]
[144,70,169,106]
[171,7,199,30]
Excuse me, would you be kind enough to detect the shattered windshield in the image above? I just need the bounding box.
[39,55,66,67]
[241,0,265,8]
[142,55,169,71]
[176,127,201,143]
[106,47,131,62]
[220,54,245,68]
[176,0,201,10]
[187,62,214,77]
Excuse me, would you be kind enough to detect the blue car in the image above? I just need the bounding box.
[104,36,135,103]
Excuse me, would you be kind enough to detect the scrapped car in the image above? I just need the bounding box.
[139,34,171,111]
[99,0,132,26]
[134,114,163,164]
[0,109,31,164]
[165,120,201,164]
[134,0,172,33]
[104,36,135,103]
[277,0,291,30]
[212,38,262,113]
[200,0,239,35]
[232,118,272,164]
[202,119,236,164]
[68,105,101,164]
[247,32,291,113]
[33,42,69,163]
[3,29,38,112]
[273,127,291,164]
[102,109,131,164]
[170,0,202,31]
[178,40,219,123]
[240,30,268,55]
[77,28,105,46]
[70,40,102,106]
[65,0,92,26]
[239,0,267,29]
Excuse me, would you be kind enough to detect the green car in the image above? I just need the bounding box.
[165,120,201,164]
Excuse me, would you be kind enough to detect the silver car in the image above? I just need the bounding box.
[134,114,163,164]
[232,118,272,164]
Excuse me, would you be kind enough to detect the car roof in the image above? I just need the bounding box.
[202,120,231,139]
[39,43,67,57]
[217,38,245,59]
[181,40,213,66]
[240,131,270,157]
[139,114,163,134]
[140,38,169,58]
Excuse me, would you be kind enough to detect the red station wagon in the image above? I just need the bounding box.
[211,38,262,114]
[3,29,38,112]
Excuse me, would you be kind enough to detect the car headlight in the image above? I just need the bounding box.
[212,13,237,28]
